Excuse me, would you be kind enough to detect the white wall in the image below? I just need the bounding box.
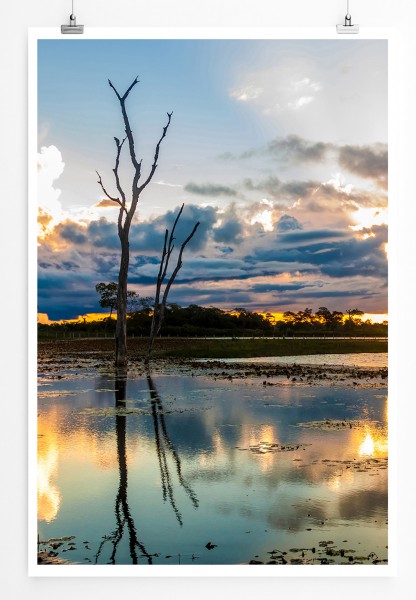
[1,1,414,598]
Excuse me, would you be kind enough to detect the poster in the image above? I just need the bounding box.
[29,29,391,575]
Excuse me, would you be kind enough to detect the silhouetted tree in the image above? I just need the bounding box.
[96,282,118,318]
[316,306,344,330]
[96,77,172,367]
[345,308,365,328]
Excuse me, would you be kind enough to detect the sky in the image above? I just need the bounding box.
[37,38,388,321]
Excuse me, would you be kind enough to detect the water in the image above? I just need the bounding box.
[37,370,388,565]
[201,353,388,368]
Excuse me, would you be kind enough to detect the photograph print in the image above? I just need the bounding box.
[35,36,388,569]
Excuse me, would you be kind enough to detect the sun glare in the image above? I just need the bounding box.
[251,209,274,232]
[350,206,388,231]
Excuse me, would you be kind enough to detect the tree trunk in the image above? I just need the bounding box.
[115,234,129,367]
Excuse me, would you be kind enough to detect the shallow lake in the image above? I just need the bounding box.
[37,370,388,565]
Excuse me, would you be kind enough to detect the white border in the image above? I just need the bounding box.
[28,26,397,578]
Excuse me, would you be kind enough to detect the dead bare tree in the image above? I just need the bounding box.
[145,204,199,364]
[96,76,172,368]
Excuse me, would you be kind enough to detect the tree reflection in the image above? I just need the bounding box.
[146,372,199,526]
[94,370,199,564]
[94,370,153,565]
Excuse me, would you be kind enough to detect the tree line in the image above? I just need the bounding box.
[38,287,387,338]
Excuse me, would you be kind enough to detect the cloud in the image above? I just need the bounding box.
[38,191,387,318]
[230,69,321,114]
[288,95,314,110]
[153,180,183,188]
[87,218,120,249]
[184,182,237,197]
[95,199,118,208]
[37,145,65,236]
[267,135,333,164]
[222,135,333,165]
[128,204,218,254]
[244,176,319,204]
[218,136,387,192]
[213,204,245,244]
[55,221,88,245]
[278,229,346,244]
[338,143,388,188]
[230,85,263,102]
[276,215,303,232]
[213,219,243,244]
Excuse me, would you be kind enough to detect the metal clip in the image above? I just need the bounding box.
[336,1,359,34]
[61,2,84,34]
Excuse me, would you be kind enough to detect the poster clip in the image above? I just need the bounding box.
[61,1,84,34]
[336,0,359,34]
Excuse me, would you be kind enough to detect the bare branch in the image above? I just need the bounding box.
[122,76,140,101]
[113,136,127,208]
[155,230,169,306]
[96,170,126,213]
[136,112,173,198]
[108,79,121,100]
[160,204,184,283]
[109,77,142,175]
[155,221,200,337]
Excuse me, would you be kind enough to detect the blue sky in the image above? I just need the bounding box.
[37,38,388,321]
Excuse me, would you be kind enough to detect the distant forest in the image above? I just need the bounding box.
[38,303,388,338]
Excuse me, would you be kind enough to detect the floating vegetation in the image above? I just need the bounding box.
[237,441,310,454]
[38,390,78,399]
[248,543,386,566]
[295,419,381,430]
[39,535,76,544]
[80,405,211,417]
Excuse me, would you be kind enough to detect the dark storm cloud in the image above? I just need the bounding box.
[184,182,237,197]
[338,143,388,187]
[276,215,303,232]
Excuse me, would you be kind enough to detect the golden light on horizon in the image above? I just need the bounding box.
[259,311,388,324]
[38,310,388,326]
[37,312,116,325]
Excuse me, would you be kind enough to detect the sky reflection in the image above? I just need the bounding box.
[37,374,388,564]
